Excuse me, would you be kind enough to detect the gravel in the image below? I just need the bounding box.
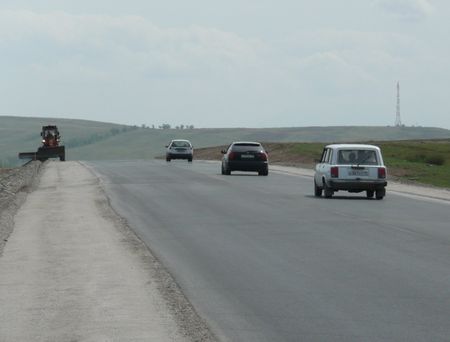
[0,161,42,256]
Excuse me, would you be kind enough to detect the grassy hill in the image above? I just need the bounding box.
[1,116,450,166]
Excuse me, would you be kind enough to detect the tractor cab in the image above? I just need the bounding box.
[41,126,61,148]
[19,125,66,161]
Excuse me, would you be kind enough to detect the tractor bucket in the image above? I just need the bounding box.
[19,146,65,161]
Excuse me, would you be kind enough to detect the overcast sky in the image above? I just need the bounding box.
[1,0,449,128]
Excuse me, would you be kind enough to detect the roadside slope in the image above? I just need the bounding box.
[0,161,214,342]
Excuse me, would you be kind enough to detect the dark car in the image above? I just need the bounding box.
[221,142,269,176]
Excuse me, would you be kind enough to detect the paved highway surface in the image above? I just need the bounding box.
[88,160,450,342]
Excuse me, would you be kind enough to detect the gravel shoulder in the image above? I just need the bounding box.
[0,161,42,256]
[0,161,215,342]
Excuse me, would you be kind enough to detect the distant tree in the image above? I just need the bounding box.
[161,123,171,130]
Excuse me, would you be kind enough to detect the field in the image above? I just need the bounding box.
[194,140,450,188]
[1,116,450,188]
[2,116,450,164]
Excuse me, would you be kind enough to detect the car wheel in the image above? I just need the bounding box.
[221,164,226,175]
[314,180,322,197]
[375,188,386,200]
[225,166,231,175]
[166,157,171,162]
[366,190,374,198]
[258,169,269,176]
[188,157,193,162]
[323,181,333,198]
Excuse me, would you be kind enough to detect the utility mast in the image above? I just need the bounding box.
[395,81,402,127]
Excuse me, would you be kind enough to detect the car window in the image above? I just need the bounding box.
[321,148,331,163]
[337,149,378,165]
[231,144,264,152]
[171,141,191,148]
[320,149,327,163]
[326,149,333,164]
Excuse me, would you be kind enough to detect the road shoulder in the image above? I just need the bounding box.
[0,161,215,342]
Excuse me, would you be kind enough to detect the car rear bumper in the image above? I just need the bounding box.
[167,153,193,159]
[228,160,268,172]
[328,179,387,191]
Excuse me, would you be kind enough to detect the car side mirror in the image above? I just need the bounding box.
[221,150,227,154]
[314,158,321,163]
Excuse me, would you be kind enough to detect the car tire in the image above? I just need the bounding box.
[188,157,193,162]
[166,157,171,162]
[375,188,386,200]
[225,166,231,175]
[323,181,333,198]
[366,190,374,198]
[259,169,269,176]
[314,180,322,197]
[221,164,226,175]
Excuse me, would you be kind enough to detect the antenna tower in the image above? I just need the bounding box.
[395,81,402,127]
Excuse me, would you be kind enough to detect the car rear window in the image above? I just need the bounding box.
[337,149,378,165]
[171,141,191,148]
[231,143,264,152]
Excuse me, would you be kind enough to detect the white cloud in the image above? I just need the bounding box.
[374,0,435,21]
[0,8,448,128]
[0,9,267,80]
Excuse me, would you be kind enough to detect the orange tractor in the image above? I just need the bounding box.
[19,125,66,161]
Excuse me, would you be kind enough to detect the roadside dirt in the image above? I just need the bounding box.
[0,162,41,256]
[0,161,216,342]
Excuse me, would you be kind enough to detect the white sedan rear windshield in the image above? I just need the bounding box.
[337,149,378,165]
[171,141,191,148]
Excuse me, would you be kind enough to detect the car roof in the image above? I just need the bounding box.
[171,139,191,143]
[231,141,262,145]
[325,144,381,151]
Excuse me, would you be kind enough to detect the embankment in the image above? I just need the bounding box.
[0,161,42,255]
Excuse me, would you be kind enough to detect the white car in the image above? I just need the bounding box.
[165,139,193,162]
[314,144,387,199]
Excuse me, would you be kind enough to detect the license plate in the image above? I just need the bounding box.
[241,154,255,159]
[348,170,368,176]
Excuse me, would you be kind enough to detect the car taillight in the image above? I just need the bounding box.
[258,152,268,161]
[228,152,236,160]
[330,166,339,178]
[378,167,386,179]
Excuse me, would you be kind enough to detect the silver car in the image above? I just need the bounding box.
[166,139,194,162]
[314,144,387,199]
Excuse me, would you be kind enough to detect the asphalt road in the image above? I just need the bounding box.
[88,160,450,342]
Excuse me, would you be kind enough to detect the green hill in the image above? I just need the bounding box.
[1,116,450,166]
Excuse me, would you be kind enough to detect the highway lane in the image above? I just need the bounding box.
[87,160,450,342]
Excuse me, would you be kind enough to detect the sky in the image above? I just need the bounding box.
[0,0,449,128]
